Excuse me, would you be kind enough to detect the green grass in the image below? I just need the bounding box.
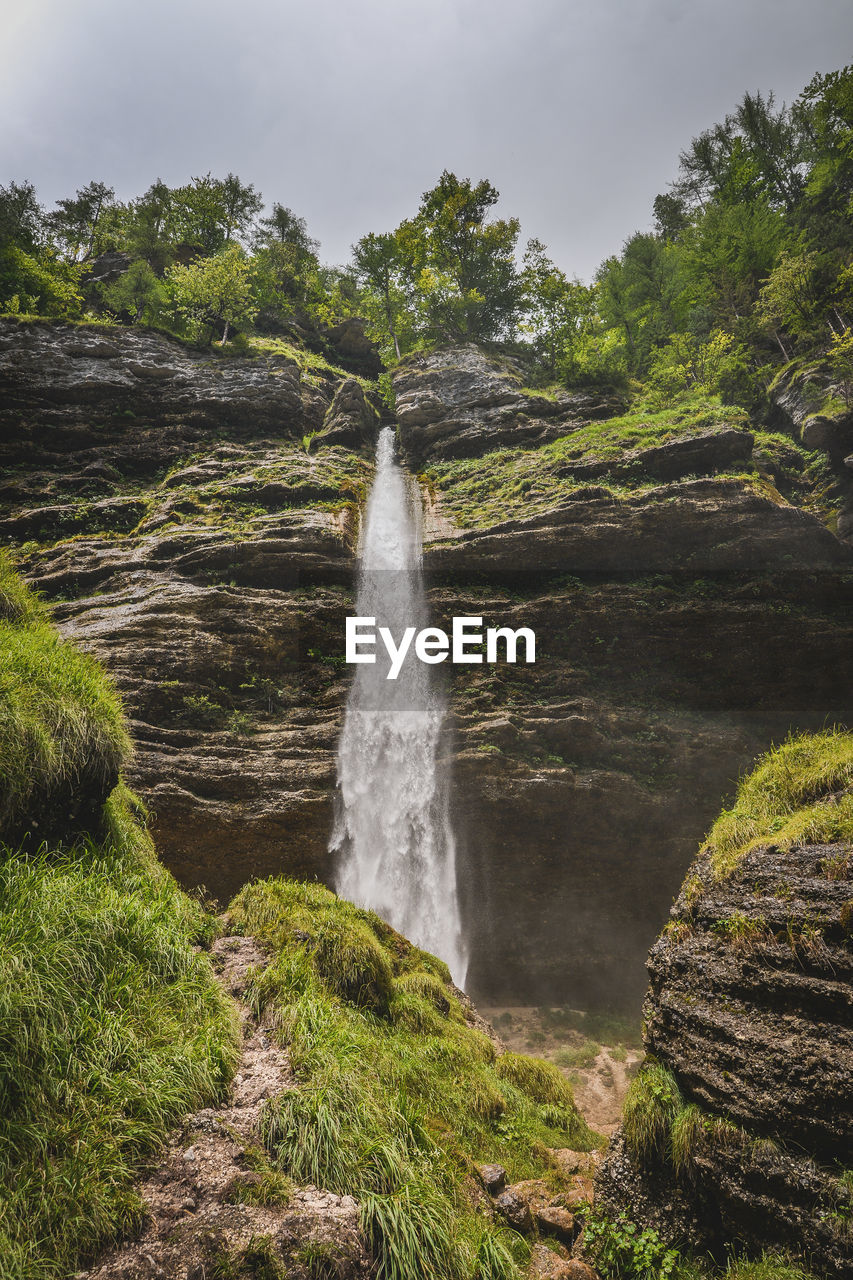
[0,821,239,1279]
[229,878,599,1280]
[706,729,853,878]
[554,1038,601,1070]
[622,1062,683,1163]
[0,558,238,1277]
[423,392,752,529]
[0,555,131,841]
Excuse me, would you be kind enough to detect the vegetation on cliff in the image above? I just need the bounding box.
[591,730,853,1279]
[706,728,853,877]
[230,876,597,1280]
[0,564,239,1278]
[2,64,850,416]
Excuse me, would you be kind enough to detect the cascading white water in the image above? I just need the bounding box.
[330,426,467,987]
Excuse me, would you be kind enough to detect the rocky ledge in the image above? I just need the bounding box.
[394,344,624,465]
[3,323,853,1011]
[596,793,853,1274]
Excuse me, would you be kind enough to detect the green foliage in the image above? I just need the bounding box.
[494,1052,577,1108]
[554,1038,600,1070]
[622,1062,683,1163]
[102,258,165,324]
[167,242,257,344]
[230,877,598,1280]
[0,817,239,1279]
[706,728,853,877]
[0,558,131,840]
[584,1209,680,1279]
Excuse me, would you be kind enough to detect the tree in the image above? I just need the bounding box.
[253,203,321,320]
[219,172,263,243]
[169,173,261,257]
[102,259,165,323]
[395,171,522,342]
[521,238,595,378]
[0,181,44,251]
[46,181,115,261]
[167,242,256,344]
[352,232,407,358]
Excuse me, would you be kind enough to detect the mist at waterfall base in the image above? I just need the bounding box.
[330,428,468,988]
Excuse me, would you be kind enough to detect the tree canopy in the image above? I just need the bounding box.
[0,63,849,391]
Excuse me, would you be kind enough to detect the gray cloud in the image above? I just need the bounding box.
[1,0,850,279]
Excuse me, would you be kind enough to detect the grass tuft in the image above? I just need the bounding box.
[707,729,853,878]
[622,1062,683,1163]
[233,876,600,1280]
[0,562,131,841]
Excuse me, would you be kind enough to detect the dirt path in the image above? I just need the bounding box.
[480,1005,643,1134]
[80,936,370,1280]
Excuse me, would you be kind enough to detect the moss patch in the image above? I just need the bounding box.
[229,878,599,1280]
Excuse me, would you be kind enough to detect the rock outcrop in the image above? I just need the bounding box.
[3,322,853,1011]
[596,819,853,1274]
[394,344,624,464]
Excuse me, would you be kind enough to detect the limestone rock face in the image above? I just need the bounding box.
[4,324,853,1010]
[596,840,853,1276]
[394,344,623,464]
[0,319,370,900]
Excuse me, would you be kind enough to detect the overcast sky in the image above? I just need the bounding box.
[1,0,850,281]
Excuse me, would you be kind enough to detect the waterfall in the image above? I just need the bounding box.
[330,426,467,987]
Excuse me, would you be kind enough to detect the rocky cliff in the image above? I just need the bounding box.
[2,321,852,1012]
[594,732,853,1276]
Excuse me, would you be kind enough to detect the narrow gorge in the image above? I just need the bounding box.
[3,320,851,1010]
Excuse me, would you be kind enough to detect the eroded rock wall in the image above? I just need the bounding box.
[3,324,852,1012]
[595,839,853,1275]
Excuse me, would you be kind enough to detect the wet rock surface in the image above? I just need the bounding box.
[596,841,853,1276]
[4,323,853,1008]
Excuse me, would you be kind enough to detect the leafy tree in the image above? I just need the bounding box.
[521,238,595,378]
[395,171,522,342]
[169,173,260,257]
[123,180,175,271]
[46,181,115,262]
[645,329,756,406]
[352,231,408,358]
[219,172,263,243]
[253,203,321,321]
[166,242,256,344]
[102,259,165,323]
[828,326,853,407]
[0,181,44,251]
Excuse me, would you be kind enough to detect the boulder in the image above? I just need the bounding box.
[475,1163,507,1194]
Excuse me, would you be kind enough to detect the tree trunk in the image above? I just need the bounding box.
[221,319,230,347]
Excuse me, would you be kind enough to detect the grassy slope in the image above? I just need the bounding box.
[0,563,239,1280]
[230,878,599,1280]
[422,392,834,531]
[706,728,853,878]
[0,553,129,836]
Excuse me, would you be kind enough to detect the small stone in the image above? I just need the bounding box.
[181,1146,197,1161]
[563,1262,599,1279]
[535,1205,576,1242]
[495,1188,533,1231]
[477,1162,507,1194]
